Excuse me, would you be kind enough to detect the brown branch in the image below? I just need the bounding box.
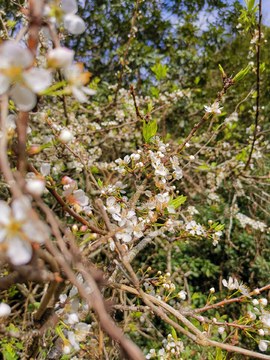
[172,76,235,156]
[27,163,106,235]
[110,283,270,360]
[192,283,270,314]
[114,0,139,103]
[34,249,60,321]
[0,265,59,290]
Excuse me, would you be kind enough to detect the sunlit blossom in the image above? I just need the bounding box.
[0,41,52,110]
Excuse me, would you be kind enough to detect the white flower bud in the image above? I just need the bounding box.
[188,155,195,161]
[258,329,265,337]
[26,179,45,196]
[259,298,268,306]
[72,224,78,232]
[0,302,11,317]
[59,129,73,144]
[252,299,259,306]
[210,287,215,293]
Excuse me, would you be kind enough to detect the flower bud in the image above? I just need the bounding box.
[210,287,215,293]
[26,179,45,196]
[72,224,78,232]
[252,299,259,306]
[28,145,42,155]
[258,329,265,337]
[259,298,268,306]
[61,176,74,185]
[0,302,11,317]
[80,225,88,232]
[59,129,73,144]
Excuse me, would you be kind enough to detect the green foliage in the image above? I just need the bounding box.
[143,119,157,143]
[151,63,169,81]
[168,195,187,209]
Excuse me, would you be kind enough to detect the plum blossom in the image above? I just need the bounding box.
[44,0,86,35]
[222,277,239,291]
[204,102,223,115]
[0,197,49,265]
[146,349,156,359]
[178,290,187,300]
[64,63,97,102]
[47,47,75,70]
[63,180,89,213]
[0,41,52,110]
[63,323,91,354]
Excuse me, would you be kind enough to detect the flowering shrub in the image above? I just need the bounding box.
[0,0,269,359]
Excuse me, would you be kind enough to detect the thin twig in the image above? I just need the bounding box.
[243,0,262,171]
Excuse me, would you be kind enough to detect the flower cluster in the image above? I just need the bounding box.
[54,274,92,354]
[146,333,184,359]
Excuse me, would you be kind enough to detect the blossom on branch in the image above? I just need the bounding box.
[0,41,52,110]
[204,102,223,115]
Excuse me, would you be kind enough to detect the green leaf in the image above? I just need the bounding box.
[143,119,157,143]
[171,326,178,340]
[218,64,225,74]
[168,195,187,209]
[260,62,265,73]
[151,87,160,98]
[194,77,200,85]
[2,352,16,360]
[247,0,255,12]
[233,65,250,83]
[198,163,210,170]
[98,178,103,187]
[151,63,169,81]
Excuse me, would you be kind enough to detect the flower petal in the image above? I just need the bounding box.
[1,41,33,69]
[81,86,97,96]
[63,14,85,34]
[61,0,78,14]
[23,68,53,93]
[10,83,37,111]
[0,228,7,243]
[7,237,33,265]
[0,201,11,226]
[47,47,74,70]
[40,163,51,176]
[0,73,10,95]
[12,196,31,222]
[71,85,88,102]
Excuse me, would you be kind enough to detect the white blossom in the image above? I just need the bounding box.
[204,102,223,115]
